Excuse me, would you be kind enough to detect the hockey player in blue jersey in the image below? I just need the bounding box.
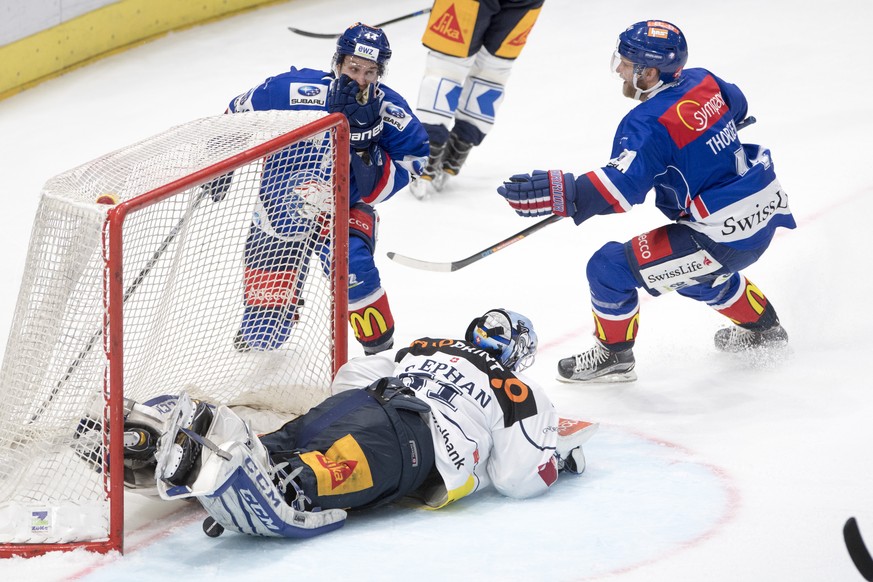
[222,23,429,355]
[497,20,796,382]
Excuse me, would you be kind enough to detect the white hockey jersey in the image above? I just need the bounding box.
[332,338,561,509]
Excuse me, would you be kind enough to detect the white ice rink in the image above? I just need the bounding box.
[1,0,872,580]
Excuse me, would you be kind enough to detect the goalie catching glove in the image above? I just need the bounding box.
[497,170,577,218]
[327,74,384,150]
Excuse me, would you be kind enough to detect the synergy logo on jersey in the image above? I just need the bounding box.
[658,75,727,148]
[430,4,465,43]
[288,83,326,106]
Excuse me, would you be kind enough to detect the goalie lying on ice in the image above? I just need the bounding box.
[130,309,598,538]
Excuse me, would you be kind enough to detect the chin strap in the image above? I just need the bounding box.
[631,74,664,101]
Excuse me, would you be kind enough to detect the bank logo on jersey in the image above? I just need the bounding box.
[289,83,327,106]
[658,75,727,148]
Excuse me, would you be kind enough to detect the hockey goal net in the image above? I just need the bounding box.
[0,110,349,556]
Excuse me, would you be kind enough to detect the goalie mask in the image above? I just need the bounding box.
[465,309,538,372]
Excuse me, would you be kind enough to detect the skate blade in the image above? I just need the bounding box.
[556,369,638,384]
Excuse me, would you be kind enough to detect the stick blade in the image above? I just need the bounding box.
[845,517,873,581]
[386,251,454,273]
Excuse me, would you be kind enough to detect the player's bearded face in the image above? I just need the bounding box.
[339,56,380,90]
[612,53,657,100]
[612,54,638,98]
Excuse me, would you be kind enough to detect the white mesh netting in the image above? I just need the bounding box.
[0,110,346,547]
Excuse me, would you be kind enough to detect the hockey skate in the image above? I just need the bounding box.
[555,418,599,474]
[714,322,788,353]
[557,340,637,383]
[409,141,447,200]
[441,132,473,178]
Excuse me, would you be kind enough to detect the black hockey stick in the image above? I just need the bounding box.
[387,116,759,273]
[288,7,432,38]
[845,517,873,581]
[388,214,563,272]
[736,115,756,130]
[28,190,208,424]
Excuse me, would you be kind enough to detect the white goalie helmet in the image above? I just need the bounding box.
[465,308,538,372]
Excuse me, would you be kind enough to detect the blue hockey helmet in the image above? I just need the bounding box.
[332,23,392,76]
[616,20,688,84]
[465,309,538,372]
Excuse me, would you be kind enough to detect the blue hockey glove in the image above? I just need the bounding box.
[327,74,384,150]
[497,170,576,218]
[202,171,234,202]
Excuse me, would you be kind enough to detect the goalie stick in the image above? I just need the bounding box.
[288,7,431,38]
[845,517,873,581]
[388,117,758,273]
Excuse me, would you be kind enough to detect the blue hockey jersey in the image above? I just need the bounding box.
[228,67,429,205]
[570,67,796,249]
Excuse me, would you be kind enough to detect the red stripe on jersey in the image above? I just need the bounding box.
[361,150,393,204]
[658,75,728,149]
[692,195,710,218]
[586,171,625,213]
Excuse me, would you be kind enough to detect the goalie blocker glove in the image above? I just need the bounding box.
[497,170,577,218]
[327,74,384,150]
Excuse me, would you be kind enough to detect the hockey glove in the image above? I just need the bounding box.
[327,74,384,150]
[497,170,576,218]
[202,171,234,203]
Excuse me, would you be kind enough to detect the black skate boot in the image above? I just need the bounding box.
[557,340,637,383]
[714,322,788,352]
[441,131,474,178]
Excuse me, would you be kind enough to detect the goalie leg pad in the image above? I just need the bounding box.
[197,441,347,538]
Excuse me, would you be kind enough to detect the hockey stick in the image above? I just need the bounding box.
[27,189,208,424]
[388,116,759,273]
[736,115,756,130]
[288,8,432,38]
[845,517,873,581]
[388,214,563,272]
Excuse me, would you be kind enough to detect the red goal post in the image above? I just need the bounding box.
[0,110,349,556]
